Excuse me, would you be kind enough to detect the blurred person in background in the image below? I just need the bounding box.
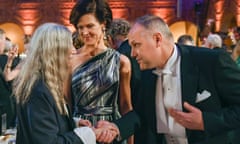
[108,19,131,49]
[177,34,195,46]
[204,33,223,50]
[232,41,240,67]
[0,28,6,54]
[19,34,31,59]
[108,18,141,109]
[231,27,240,67]
[0,29,21,128]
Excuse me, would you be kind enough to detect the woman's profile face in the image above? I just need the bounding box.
[77,14,104,46]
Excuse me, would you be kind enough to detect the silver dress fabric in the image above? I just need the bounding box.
[72,48,121,126]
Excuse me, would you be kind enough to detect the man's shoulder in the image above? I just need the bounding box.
[117,40,131,55]
[177,44,225,69]
[178,44,219,57]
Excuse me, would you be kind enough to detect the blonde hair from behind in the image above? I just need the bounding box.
[13,23,72,114]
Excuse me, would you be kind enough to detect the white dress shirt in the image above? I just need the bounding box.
[154,45,188,144]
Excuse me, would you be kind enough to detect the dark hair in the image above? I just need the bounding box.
[177,34,194,45]
[72,31,84,49]
[108,19,131,38]
[70,0,112,29]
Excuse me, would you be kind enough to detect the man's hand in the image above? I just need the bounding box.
[95,120,120,143]
[168,102,204,130]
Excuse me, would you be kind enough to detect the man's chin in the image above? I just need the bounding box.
[139,64,154,70]
[139,64,151,70]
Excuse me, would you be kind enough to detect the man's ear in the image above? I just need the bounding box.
[153,32,162,47]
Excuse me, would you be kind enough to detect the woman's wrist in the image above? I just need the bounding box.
[6,60,13,68]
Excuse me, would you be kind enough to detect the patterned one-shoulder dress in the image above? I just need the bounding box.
[72,48,122,128]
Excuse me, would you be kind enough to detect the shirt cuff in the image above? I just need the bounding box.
[74,126,96,144]
[73,117,81,127]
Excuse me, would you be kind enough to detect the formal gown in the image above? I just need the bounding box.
[72,48,121,125]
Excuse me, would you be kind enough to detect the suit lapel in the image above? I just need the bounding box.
[141,69,158,131]
[178,45,199,109]
[178,45,200,140]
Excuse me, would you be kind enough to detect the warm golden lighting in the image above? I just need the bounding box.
[148,8,175,23]
[170,21,198,45]
[23,25,34,35]
[16,8,40,35]
[236,0,240,26]
[214,0,225,31]
[0,23,25,53]
[112,9,128,19]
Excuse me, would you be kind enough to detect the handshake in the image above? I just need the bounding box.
[77,119,120,143]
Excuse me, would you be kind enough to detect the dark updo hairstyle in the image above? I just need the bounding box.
[70,0,113,29]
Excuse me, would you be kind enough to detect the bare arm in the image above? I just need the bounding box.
[119,54,133,114]
[119,54,134,144]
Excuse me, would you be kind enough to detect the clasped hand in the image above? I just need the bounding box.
[77,119,119,143]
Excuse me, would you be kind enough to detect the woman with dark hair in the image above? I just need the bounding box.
[70,0,133,143]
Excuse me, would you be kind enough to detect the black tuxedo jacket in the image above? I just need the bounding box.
[16,79,84,144]
[115,44,240,144]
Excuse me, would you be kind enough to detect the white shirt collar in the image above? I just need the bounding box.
[156,45,178,75]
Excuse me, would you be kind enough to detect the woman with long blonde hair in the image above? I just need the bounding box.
[13,23,116,144]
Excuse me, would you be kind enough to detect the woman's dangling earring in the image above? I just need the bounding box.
[103,27,107,40]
